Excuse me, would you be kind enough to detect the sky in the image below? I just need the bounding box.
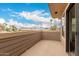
[0,3,61,29]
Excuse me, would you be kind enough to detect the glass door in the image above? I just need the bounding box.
[66,4,76,56]
[69,4,76,55]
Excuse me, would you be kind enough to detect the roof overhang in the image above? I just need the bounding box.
[49,3,68,18]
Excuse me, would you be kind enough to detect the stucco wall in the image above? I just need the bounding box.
[42,30,61,41]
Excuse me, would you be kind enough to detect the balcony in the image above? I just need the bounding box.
[0,3,70,56]
[0,30,68,56]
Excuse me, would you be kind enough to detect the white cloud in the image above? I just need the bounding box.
[31,10,49,17]
[0,9,52,29]
[0,8,12,12]
[7,19,51,29]
[7,19,38,29]
[7,19,25,28]
[19,10,51,23]
[41,23,51,28]
[18,10,52,29]
[10,14,17,17]
[0,18,6,24]
[7,8,12,11]
[51,18,62,28]
[0,17,61,29]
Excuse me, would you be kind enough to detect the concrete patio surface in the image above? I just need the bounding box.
[21,40,68,56]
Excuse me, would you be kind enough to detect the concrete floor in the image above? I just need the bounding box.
[21,40,68,56]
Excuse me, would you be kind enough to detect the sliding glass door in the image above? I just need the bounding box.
[66,4,76,55]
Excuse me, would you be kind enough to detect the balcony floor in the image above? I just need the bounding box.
[21,40,68,56]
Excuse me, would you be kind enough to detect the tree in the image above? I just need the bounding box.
[3,23,8,31]
[50,19,53,30]
[51,24,57,30]
[2,23,17,32]
[11,25,17,32]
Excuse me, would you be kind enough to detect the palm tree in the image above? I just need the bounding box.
[50,19,53,30]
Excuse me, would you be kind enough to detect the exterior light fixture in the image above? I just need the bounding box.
[55,11,58,14]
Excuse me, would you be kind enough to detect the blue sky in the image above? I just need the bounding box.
[0,3,53,29]
[0,3,61,29]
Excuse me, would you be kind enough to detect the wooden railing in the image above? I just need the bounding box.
[0,31,41,56]
[0,30,61,56]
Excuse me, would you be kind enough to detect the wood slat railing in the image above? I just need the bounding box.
[0,31,41,56]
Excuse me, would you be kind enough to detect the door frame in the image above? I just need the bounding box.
[66,3,75,53]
